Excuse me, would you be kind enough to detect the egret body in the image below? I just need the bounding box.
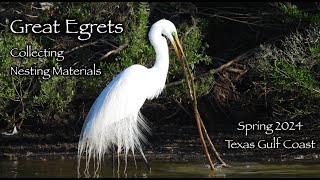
[77,19,184,176]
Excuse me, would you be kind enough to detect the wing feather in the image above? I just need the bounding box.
[77,64,155,175]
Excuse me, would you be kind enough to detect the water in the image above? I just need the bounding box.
[1,157,320,178]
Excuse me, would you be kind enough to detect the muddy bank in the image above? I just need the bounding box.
[1,124,319,164]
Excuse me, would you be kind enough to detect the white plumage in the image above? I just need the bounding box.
[77,19,181,176]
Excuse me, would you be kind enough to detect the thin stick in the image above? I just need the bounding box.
[178,47,215,171]
[199,116,230,167]
[99,43,128,61]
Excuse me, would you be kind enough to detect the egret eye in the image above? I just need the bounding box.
[161,34,169,41]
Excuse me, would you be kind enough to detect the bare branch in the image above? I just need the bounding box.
[64,41,99,55]
[166,48,255,88]
[99,43,128,61]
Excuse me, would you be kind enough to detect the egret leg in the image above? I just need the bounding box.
[124,149,128,173]
[117,152,120,174]
[117,151,120,174]
[138,147,151,171]
[112,145,115,174]
[132,149,137,170]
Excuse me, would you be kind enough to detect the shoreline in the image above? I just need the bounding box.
[1,131,319,163]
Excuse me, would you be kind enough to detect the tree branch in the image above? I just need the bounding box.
[99,43,128,61]
[64,41,99,55]
[166,48,254,88]
[178,39,215,171]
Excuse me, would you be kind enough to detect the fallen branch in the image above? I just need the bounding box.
[99,43,128,61]
[64,41,99,55]
[199,116,230,167]
[176,36,243,170]
[178,40,215,171]
[166,48,254,88]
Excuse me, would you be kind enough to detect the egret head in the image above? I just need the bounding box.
[149,19,185,60]
[161,19,185,60]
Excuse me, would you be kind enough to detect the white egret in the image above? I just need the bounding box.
[77,19,185,176]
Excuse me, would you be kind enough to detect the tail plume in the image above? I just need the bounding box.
[77,111,150,177]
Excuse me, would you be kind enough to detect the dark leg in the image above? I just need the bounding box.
[112,145,115,174]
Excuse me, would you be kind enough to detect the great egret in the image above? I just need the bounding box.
[77,19,185,176]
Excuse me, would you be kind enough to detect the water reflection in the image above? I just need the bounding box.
[11,160,18,178]
[0,157,320,178]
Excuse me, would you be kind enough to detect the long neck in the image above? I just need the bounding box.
[145,27,170,96]
[149,29,169,72]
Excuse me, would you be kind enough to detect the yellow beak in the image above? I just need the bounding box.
[172,33,185,61]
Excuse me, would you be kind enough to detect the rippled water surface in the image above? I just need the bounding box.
[1,157,320,178]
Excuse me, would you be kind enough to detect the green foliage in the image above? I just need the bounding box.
[310,45,320,58]
[116,2,154,70]
[310,12,320,25]
[34,75,75,113]
[277,2,320,25]
[0,28,43,124]
[278,3,308,21]
[178,20,213,97]
[37,2,127,23]
[272,58,319,96]
[0,25,75,126]
[248,25,320,119]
